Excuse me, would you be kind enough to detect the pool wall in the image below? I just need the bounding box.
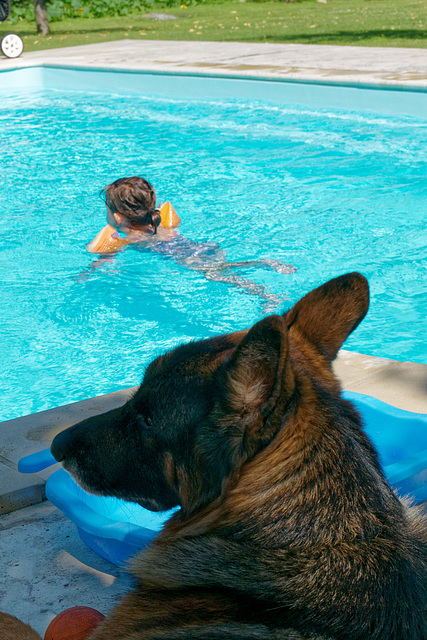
[2,65,427,119]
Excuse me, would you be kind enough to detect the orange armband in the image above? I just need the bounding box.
[86,225,130,254]
[159,201,181,229]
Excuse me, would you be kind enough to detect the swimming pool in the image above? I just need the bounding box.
[0,67,426,422]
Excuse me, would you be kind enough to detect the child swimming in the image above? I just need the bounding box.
[87,176,296,312]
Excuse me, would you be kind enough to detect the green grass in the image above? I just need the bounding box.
[10,0,427,52]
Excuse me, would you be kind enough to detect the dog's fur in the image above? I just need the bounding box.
[51,273,427,640]
[0,613,42,640]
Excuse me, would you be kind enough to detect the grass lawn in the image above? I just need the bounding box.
[8,0,427,52]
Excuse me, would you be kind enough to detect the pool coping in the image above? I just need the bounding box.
[1,40,427,88]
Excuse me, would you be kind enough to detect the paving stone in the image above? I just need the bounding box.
[334,349,394,385]
[335,350,427,414]
[0,461,44,515]
[2,41,427,88]
[342,361,427,414]
[0,502,134,636]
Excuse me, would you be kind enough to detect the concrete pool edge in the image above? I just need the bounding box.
[3,62,427,94]
[1,40,427,88]
[1,349,426,517]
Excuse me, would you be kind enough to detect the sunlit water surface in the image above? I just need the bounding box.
[0,85,426,421]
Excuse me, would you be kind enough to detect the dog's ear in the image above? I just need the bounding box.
[223,314,294,457]
[285,272,369,361]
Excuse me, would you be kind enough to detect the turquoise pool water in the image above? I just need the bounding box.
[0,68,426,422]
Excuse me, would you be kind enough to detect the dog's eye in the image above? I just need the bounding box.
[139,415,153,430]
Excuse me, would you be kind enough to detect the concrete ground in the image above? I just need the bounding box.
[0,503,134,636]
[1,40,427,637]
[2,40,427,87]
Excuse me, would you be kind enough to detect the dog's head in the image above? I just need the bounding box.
[51,273,369,517]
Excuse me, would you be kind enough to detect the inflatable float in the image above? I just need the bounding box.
[87,201,181,254]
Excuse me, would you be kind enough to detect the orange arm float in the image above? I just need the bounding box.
[159,201,181,229]
[87,202,181,254]
[86,225,130,254]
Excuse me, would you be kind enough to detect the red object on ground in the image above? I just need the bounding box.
[44,607,105,640]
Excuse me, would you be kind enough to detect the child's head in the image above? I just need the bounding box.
[101,177,161,234]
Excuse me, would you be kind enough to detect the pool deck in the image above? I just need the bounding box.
[1,40,427,636]
[2,39,427,87]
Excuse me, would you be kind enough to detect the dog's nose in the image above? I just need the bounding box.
[51,426,73,462]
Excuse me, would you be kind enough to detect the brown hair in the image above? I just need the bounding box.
[101,177,162,233]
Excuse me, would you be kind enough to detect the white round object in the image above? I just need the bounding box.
[1,33,24,58]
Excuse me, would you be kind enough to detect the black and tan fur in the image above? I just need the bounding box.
[0,613,42,640]
[51,273,427,640]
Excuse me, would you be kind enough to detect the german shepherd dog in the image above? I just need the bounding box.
[51,273,427,640]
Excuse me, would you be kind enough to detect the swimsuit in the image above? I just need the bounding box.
[144,236,222,262]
